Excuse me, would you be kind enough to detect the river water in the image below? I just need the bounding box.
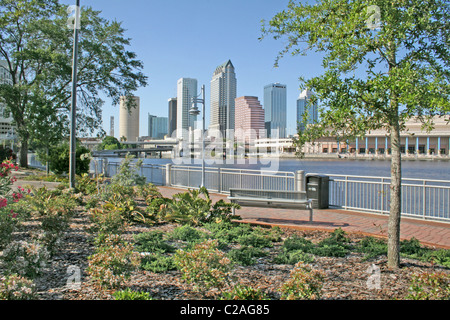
[107,156,450,181]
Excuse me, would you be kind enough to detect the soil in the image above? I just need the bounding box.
[10,204,447,301]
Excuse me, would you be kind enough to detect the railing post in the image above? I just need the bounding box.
[217,167,221,193]
[295,170,305,192]
[344,176,348,209]
[165,163,172,186]
[423,180,426,219]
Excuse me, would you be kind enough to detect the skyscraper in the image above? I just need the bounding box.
[264,83,287,138]
[168,97,177,137]
[297,89,318,132]
[177,78,197,140]
[234,96,265,144]
[119,96,140,142]
[148,113,168,139]
[210,60,236,139]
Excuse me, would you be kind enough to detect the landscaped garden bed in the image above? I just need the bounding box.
[0,157,448,301]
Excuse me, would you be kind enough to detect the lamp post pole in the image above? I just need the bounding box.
[189,85,205,188]
[69,0,80,189]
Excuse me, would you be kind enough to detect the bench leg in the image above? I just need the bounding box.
[308,205,313,222]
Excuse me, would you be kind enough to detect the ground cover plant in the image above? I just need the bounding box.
[0,161,449,301]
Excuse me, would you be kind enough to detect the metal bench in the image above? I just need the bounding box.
[228,188,314,222]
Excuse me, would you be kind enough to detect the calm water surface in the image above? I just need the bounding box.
[117,157,450,181]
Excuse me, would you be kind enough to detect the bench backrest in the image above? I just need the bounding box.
[229,189,308,201]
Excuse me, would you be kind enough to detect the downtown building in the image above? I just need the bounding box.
[210,60,237,140]
[168,97,177,137]
[148,114,168,139]
[0,60,15,142]
[297,88,318,132]
[119,96,140,142]
[234,96,265,145]
[176,78,197,141]
[264,83,287,138]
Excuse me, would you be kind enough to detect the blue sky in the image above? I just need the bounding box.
[61,0,323,137]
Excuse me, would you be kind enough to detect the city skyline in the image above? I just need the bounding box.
[58,0,321,138]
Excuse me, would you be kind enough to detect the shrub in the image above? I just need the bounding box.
[173,239,233,292]
[169,225,209,244]
[140,253,176,273]
[0,240,49,278]
[46,142,91,175]
[273,249,315,265]
[0,274,36,300]
[279,262,325,300]
[164,187,239,226]
[113,288,153,300]
[227,246,267,266]
[407,271,449,300]
[90,205,127,236]
[134,230,175,254]
[0,211,18,249]
[221,284,268,300]
[356,236,388,260]
[87,236,141,289]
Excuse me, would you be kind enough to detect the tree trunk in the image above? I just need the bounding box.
[388,122,402,268]
[18,135,29,168]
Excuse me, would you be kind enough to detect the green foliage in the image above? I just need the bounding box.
[98,136,123,151]
[356,236,388,260]
[407,271,450,300]
[165,187,240,226]
[221,284,268,300]
[113,288,153,300]
[168,225,210,244]
[140,253,176,273]
[46,142,91,176]
[273,249,315,265]
[279,262,325,300]
[227,246,267,266]
[134,230,175,254]
[173,239,233,293]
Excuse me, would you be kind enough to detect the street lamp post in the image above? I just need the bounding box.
[68,0,81,189]
[189,85,205,188]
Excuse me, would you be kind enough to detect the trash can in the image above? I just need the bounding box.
[306,174,329,209]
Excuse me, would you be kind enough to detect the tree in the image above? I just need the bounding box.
[97,135,123,151]
[261,0,450,268]
[0,0,147,167]
[46,141,91,176]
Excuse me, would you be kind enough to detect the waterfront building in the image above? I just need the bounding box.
[264,83,287,138]
[148,114,168,139]
[0,60,15,142]
[297,88,318,132]
[119,96,140,142]
[234,96,265,145]
[177,78,197,141]
[168,97,177,137]
[210,60,237,139]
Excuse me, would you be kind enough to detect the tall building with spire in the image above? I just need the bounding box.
[210,60,236,139]
[176,78,197,140]
[297,88,318,132]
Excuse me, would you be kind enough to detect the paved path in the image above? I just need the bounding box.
[157,186,450,249]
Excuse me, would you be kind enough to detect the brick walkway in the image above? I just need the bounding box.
[158,186,450,249]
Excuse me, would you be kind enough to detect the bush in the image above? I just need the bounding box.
[173,239,233,292]
[164,187,239,226]
[140,253,176,273]
[0,274,36,300]
[46,142,91,175]
[227,246,267,266]
[273,249,315,265]
[356,236,387,260]
[169,225,209,244]
[221,284,268,300]
[113,288,153,300]
[0,240,49,278]
[87,236,141,289]
[407,271,449,300]
[279,262,325,300]
[134,230,175,254]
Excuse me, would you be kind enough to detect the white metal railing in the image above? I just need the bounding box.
[93,158,449,222]
[327,174,450,222]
